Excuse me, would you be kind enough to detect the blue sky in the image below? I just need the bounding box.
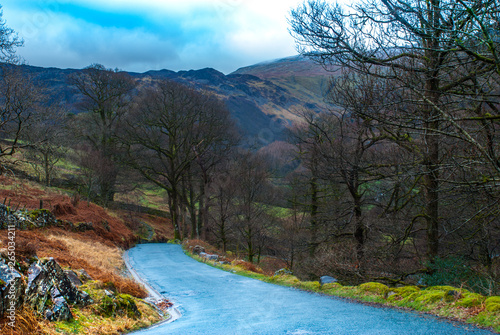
[1,0,307,73]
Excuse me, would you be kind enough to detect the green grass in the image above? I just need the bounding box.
[54,154,80,172]
[265,204,293,218]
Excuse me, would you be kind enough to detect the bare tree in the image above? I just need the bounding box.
[69,64,135,204]
[231,151,276,263]
[0,66,43,172]
[122,80,235,240]
[207,161,238,252]
[75,145,116,204]
[0,7,22,63]
[24,105,68,186]
[182,93,239,239]
[289,0,500,262]
[279,171,310,271]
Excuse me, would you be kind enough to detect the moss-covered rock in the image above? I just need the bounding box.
[443,290,463,302]
[97,293,141,319]
[29,209,56,224]
[415,291,445,304]
[275,274,301,287]
[274,268,293,276]
[386,286,420,302]
[397,286,420,296]
[486,303,500,312]
[485,296,500,312]
[485,296,500,305]
[73,222,94,232]
[427,285,459,292]
[400,291,422,303]
[299,281,321,291]
[0,206,58,230]
[359,282,389,295]
[457,293,486,308]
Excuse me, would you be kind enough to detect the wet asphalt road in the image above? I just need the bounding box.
[128,243,496,335]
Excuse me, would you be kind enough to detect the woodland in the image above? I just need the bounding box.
[1,0,500,298]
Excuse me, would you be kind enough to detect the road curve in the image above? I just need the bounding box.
[127,243,496,335]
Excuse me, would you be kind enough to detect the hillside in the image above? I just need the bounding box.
[0,173,174,334]
[231,55,333,119]
[21,55,332,146]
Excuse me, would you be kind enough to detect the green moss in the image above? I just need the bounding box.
[486,303,500,312]
[274,274,301,287]
[387,286,420,302]
[81,281,143,319]
[457,293,485,308]
[54,318,83,334]
[29,208,52,219]
[400,291,422,304]
[80,281,105,300]
[427,285,460,292]
[298,281,321,291]
[485,296,500,312]
[322,282,342,291]
[117,294,142,319]
[485,296,500,305]
[97,294,141,319]
[397,286,420,296]
[359,282,389,295]
[415,291,445,304]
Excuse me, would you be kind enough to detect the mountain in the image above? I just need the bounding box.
[231,55,332,109]
[23,56,333,146]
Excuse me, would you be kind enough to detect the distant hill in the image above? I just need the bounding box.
[22,55,334,147]
[230,55,333,123]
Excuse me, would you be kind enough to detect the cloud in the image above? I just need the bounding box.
[1,0,304,73]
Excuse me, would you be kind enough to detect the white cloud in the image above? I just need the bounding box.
[1,0,306,73]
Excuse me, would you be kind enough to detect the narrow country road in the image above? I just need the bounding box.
[127,243,495,335]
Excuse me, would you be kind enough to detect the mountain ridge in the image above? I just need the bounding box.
[22,55,333,146]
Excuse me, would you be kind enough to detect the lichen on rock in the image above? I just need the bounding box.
[0,204,60,230]
[0,259,26,316]
[24,258,93,321]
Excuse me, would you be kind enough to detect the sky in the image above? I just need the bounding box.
[1,0,309,74]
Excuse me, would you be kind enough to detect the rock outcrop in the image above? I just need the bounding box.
[199,252,218,261]
[0,257,93,322]
[0,204,60,230]
[275,268,293,276]
[0,259,25,317]
[25,258,93,321]
[192,245,205,255]
[320,276,338,286]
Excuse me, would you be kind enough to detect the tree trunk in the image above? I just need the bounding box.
[247,225,254,263]
[169,190,181,240]
[309,176,319,257]
[353,194,365,269]
[423,75,440,263]
[197,181,204,240]
[44,152,51,187]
